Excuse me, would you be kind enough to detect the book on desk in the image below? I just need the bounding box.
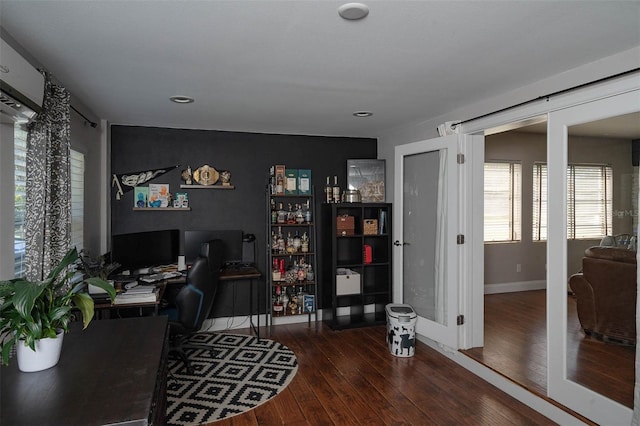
[113,285,158,305]
[90,284,159,305]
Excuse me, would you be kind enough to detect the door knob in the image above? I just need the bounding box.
[393,240,409,246]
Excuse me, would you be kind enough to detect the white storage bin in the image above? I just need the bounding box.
[385,304,417,357]
[336,268,360,295]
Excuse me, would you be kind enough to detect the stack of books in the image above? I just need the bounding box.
[113,285,158,305]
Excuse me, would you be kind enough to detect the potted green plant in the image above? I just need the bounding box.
[76,249,120,281]
[0,247,116,371]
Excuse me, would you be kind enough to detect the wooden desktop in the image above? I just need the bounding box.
[1,316,169,426]
[93,264,262,336]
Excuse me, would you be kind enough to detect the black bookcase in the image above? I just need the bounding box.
[321,202,392,329]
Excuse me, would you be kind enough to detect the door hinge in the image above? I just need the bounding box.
[457,153,465,164]
[457,315,464,325]
[456,234,465,244]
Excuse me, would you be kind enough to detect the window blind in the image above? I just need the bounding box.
[533,163,612,240]
[484,162,521,242]
[14,125,27,278]
[70,149,85,251]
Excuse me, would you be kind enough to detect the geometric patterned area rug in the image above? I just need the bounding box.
[166,333,298,425]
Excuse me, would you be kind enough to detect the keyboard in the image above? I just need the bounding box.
[224,262,256,271]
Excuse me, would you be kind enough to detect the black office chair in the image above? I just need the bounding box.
[200,239,224,302]
[166,239,223,374]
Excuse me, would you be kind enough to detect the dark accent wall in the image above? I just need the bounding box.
[110,125,376,317]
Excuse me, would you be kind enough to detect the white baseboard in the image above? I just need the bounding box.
[200,310,321,332]
[484,280,546,294]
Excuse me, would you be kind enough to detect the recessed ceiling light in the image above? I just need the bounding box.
[353,111,373,117]
[338,3,369,20]
[170,95,194,104]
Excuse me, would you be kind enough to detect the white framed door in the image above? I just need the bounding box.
[547,89,638,424]
[393,134,460,349]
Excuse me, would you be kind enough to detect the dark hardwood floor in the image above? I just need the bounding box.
[462,290,635,411]
[206,321,557,425]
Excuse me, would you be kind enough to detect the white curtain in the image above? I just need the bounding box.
[434,149,447,323]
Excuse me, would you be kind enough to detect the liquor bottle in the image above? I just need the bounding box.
[304,199,312,223]
[306,263,314,282]
[277,202,286,224]
[277,226,285,254]
[286,232,294,253]
[271,231,278,253]
[301,231,309,253]
[272,258,281,281]
[292,231,302,252]
[295,204,304,224]
[325,176,332,203]
[275,173,284,195]
[270,199,277,223]
[281,288,289,315]
[296,286,305,314]
[269,165,276,194]
[273,285,284,316]
[297,257,307,282]
[286,203,296,224]
[332,175,340,203]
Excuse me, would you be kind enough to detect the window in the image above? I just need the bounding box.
[70,149,85,251]
[13,135,85,278]
[533,163,612,240]
[14,125,27,278]
[484,162,522,242]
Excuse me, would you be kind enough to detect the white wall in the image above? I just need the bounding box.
[68,97,104,257]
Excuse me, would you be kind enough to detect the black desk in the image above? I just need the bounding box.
[1,316,169,426]
[220,266,262,338]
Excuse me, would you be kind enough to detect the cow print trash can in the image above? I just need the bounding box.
[385,304,417,357]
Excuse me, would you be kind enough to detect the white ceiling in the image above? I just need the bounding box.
[1,1,639,138]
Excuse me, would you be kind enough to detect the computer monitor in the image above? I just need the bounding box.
[111,229,180,270]
[184,229,243,266]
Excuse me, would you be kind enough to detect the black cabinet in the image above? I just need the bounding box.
[321,202,392,329]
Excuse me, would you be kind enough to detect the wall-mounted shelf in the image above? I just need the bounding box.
[180,184,235,190]
[133,207,191,211]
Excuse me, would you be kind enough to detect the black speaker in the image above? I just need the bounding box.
[633,139,639,167]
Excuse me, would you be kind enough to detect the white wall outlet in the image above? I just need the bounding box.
[516,263,522,273]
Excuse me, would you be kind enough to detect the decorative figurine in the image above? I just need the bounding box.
[288,295,298,315]
[220,170,232,186]
[181,165,192,185]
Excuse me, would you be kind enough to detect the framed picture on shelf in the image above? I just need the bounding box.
[347,159,385,202]
[148,183,170,208]
[303,294,315,313]
[133,186,148,208]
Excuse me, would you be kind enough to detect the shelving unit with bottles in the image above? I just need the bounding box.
[320,202,392,330]
[265,187,318,329]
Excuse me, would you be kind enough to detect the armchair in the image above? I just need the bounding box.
[569,246,637,345]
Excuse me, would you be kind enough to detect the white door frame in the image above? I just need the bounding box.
[456,74,639,424]
[546,89,638,424]
[393,133,461,349]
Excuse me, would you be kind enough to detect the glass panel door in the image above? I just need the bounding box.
[394,134,459,348]
[547,90,638,424]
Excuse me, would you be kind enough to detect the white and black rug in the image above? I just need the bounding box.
[166,333,298,425]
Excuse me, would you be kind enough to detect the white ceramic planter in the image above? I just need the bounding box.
[16,331,64,372]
